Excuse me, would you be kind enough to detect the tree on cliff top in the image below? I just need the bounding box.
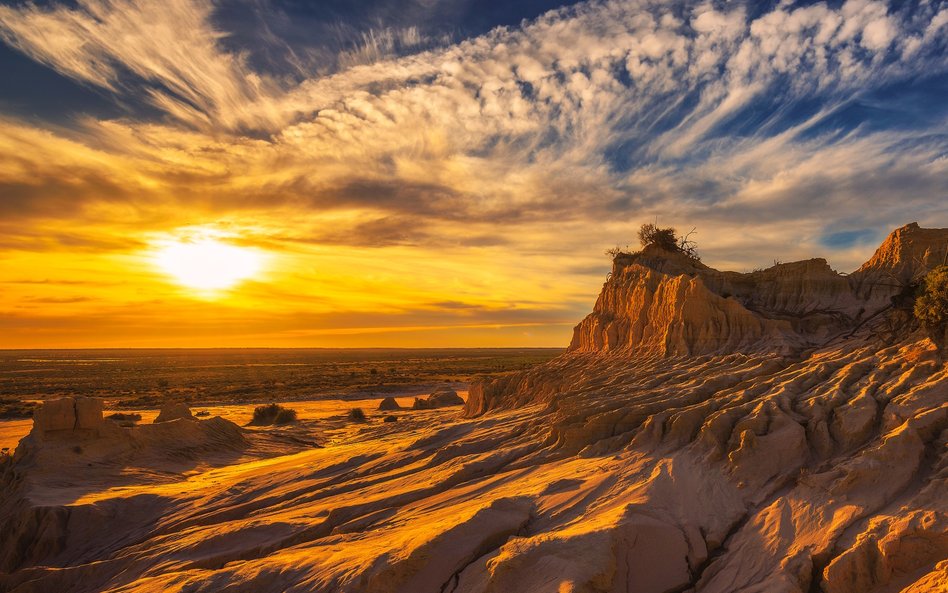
[606,224,700,261]
[915,265,948,353]
[638,223,678,251]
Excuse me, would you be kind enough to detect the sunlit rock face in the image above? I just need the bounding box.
[1,224,946,593]
[457,224,948,593]
[567,223,944,358]
[568,262,797,355]
[30,397,106,437]
[154,401,195,423]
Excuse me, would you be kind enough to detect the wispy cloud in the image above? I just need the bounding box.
[0,0,280,130]
[0,0,945,345]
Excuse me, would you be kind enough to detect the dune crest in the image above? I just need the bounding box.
[1,224,946,593]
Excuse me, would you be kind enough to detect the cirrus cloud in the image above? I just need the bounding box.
[0,0,945,346]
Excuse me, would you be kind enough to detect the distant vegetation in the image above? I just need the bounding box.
[250,403,298,425]
[607,223,700,262]
[915,265,948,352]
[106,412,142,422]
[106,412,143,427]
[0,398,36,420]
[0,349,560,411]
[347,408,367,422]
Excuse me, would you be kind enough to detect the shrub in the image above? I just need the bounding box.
[915,265,948,351]
[383,415,397,423]
[638,223,679,251]
[609,224,699,262]
[251,403,298,425]
[274,408,297,424]
[106,412,142,422]
[347,407,367,422]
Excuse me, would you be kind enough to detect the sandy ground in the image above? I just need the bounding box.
[0,419,30,451]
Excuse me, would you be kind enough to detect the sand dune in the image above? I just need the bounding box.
[1,224,946,593]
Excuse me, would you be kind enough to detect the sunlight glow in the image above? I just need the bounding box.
[154,238,264,292]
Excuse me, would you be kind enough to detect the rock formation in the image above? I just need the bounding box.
[30,397,105,439]
[154,401,195,423]
[0,223,945,593]
[378,396,401,411]
[427,386,465,407]
[412,386,465,409]
[459,223,948,592]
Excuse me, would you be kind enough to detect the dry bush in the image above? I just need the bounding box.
[915,265,948,351]
[608,224,700,262]
[638,223,679,250]
[251,403,298,425]
[348,407,367,422]
[106,412,142,422]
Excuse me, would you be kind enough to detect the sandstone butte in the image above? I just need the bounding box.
[0,222,946,593]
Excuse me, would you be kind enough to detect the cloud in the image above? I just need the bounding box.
[0,0,280,130]
[0,0,945,345]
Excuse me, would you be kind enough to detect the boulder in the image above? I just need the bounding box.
[154,401,195,423]
[412,387,465,410]
[378,397,402,411]
[427,388,464,407]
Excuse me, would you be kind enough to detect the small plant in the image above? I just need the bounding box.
[250,403,298,425]
[347,407,367,422]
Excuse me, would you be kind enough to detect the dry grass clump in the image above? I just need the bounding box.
[106,412,142,422]
[250,403,298,425]
[347,407,367,422]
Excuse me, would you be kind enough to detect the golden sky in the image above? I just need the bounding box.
[0,0,946,347]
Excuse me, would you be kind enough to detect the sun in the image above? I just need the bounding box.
[153,238,265,292]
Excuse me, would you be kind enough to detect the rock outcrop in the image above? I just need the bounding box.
[453,223,948,593]
[9,398,247,475]
[567,223,945,358]
[378,397,401,411]
[30,397,105,438]
[412,386,465,409]
[154,401,195,423]
[850,222,948,303]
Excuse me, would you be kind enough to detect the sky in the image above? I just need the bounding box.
[0,0,946,348]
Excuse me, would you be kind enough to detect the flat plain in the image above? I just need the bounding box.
[0,348,559,448]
